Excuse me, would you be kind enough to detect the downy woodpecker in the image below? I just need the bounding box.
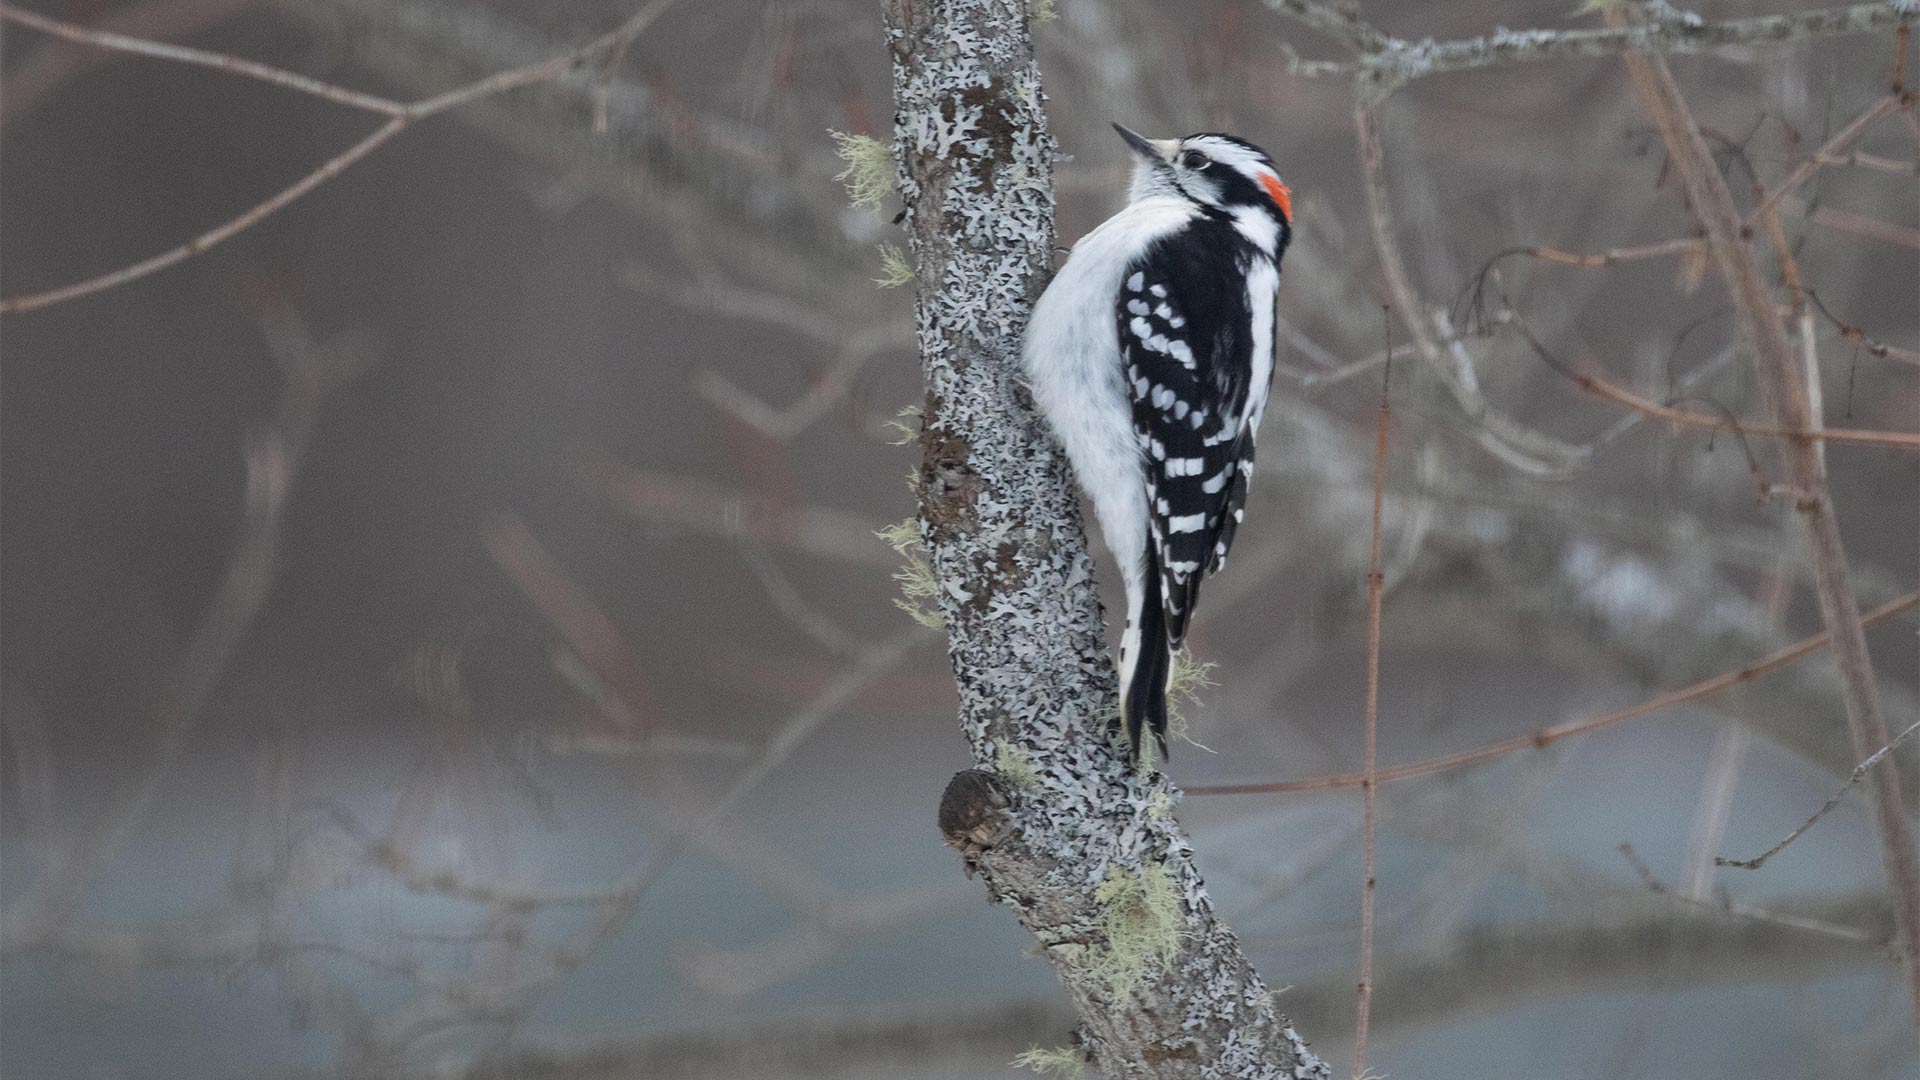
[1022,124,1292,756]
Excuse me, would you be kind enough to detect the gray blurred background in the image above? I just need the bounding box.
[2,0,1916,1076]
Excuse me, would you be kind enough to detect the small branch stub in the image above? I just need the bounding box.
[939,768,1015,875]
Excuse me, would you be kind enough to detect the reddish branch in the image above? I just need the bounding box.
[1351,352,1390,1078]
[1189,591,1919,798]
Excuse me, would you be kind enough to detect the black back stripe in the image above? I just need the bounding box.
[1117,213,1279,647]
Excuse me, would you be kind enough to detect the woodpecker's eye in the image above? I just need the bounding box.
[1179,150,1209,170]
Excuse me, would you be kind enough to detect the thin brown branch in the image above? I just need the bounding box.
[1513,237,1703,269]
[1615,7,1920,1024]
[1352,100,1589,476]
[0,4,407,114]
[1561,365,1920,451]
[1,114,409,315]
[1894,25,1912,95]
[1351,346,1390,1079]
[1747,94,1905,225]
[1789,197,1920,250]
[1188,592,1919,798]
[1618,843,1880,943]
[0,0,256,128]
[0,2,678,315]
[1807,289,1920,368]
[1817,148,1920,174]
[1720,719,1920,871]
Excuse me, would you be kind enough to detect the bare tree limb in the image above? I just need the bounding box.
[1720,719,1920,872]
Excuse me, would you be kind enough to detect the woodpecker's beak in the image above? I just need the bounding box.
[1112,122,1177,164]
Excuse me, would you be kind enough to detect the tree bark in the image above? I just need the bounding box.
[882,0,1327,1075]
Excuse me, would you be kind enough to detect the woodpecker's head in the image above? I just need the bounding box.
[1113,123,1292,235]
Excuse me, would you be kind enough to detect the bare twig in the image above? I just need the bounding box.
[1543,349,1920,451]
[0,0,256,128]
[0,2,680,314]
[1272,3,1919,92]
[1807,289,1920,368]
[1787,197,1920,250]
[0,5,407,113]
[1720,720,1920,872]
[1618,843,1879,943]
[1746,94,1906,225]
[1490,237,1703,271]
[1189,592,1920,797]
[1616,8,1920,1023]
[1351,338,1390,1079]
[1352,100,1590,477]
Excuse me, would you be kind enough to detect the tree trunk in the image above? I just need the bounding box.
[882,0,1329,1074]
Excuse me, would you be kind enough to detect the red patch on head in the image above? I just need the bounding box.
[1259,173,1293,221]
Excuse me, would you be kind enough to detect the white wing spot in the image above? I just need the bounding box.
[1127,272,1145,292]
[1127,298,1150,316]
[1168,513,1206,533]
[1150,283,1168,297]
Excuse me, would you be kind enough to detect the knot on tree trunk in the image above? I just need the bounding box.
[938,768,1015,876]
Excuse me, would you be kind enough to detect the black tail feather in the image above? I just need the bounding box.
[1125,567,1172,761]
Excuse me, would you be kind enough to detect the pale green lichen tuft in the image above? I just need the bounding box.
[873,243,915,288]
[882,405,921,446]
[877,518,944,629]
[1029,0,1059,24]
[1087,862,1185,997]
[994,740,1040,787]
[1013,1045,1085,1078]
[1165,649,1218,750]
[829,130,897,211]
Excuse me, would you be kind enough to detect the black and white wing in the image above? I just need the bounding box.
[1118,231,1271,649]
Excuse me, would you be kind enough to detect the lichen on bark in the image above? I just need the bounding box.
[884,0,1327,1074]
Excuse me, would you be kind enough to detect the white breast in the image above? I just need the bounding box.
[1022,196,1197,591]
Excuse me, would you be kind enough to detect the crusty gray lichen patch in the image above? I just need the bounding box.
[882,0,1327,1076]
